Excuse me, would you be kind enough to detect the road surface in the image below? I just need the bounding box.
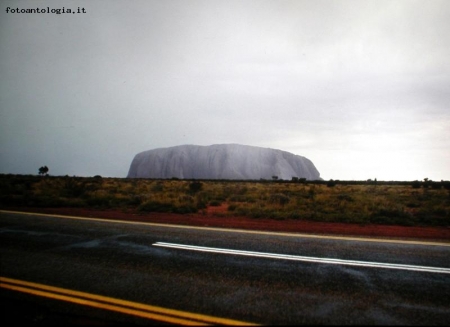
[1,211,449,325]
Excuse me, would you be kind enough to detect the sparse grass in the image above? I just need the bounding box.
[0,174,449,227]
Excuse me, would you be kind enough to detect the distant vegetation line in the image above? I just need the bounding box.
[0,174,449,227]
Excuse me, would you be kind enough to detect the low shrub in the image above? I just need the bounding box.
[369,209,415,226]
[209,200,222,206]
[228,195,256,203]
[138,200,197,214]
[268,193,290,205]
[188,181,203,194]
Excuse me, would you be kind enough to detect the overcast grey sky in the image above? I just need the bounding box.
[1,0,449,181]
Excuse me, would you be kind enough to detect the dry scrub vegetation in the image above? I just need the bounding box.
[1,174,449,227]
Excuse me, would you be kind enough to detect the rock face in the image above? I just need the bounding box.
[127,144,321,180]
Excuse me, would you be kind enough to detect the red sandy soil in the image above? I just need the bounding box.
[2,205,449,242]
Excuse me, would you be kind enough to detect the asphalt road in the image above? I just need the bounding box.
[1,211,449,325]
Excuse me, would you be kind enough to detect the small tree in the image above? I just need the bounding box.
[38,166,49,176]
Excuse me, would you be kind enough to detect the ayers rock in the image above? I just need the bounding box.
[127,144,321,180]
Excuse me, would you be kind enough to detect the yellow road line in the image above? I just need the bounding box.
[1,209,449,246]
[0,277,257,326]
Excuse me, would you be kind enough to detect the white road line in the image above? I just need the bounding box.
[153,242,450,274]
